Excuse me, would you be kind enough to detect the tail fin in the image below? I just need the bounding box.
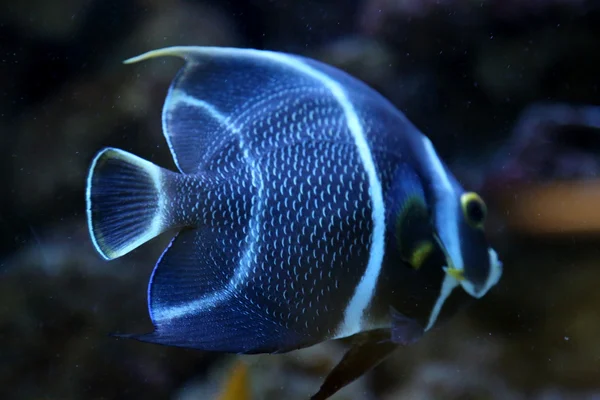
[86,148,175,260]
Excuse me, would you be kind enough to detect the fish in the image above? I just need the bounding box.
[217,360,251,400]
[85,46,503,399]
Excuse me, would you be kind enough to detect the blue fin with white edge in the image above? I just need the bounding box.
[126,226,315,354]
[86,148,177,260]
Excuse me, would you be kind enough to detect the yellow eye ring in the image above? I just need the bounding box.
[460,192,487,229]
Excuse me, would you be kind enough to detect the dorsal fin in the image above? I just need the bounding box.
[125,227,317,354]
[124,46,359,174]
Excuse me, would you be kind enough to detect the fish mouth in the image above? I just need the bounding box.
[433,233,503,299]
[445,248,503,299]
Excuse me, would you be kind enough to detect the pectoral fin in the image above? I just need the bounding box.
[310,331,398,400]
[390,307,424,345]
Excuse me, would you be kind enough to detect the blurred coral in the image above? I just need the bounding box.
[485,103,600,189]
[359,0,591,34]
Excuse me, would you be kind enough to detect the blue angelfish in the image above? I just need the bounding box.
[85,46,503,399]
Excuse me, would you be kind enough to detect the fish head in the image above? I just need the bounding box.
[431,189,503,299]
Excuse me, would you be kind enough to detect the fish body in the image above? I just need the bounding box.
[86,46,502,397]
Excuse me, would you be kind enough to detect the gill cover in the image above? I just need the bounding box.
[387,163,437,271]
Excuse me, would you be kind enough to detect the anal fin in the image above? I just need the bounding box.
[124,226,311,354]
[310,330,398,400]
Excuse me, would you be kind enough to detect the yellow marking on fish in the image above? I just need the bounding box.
[445,267,465,281]
[409,241,433,270]
[216,360,251,400]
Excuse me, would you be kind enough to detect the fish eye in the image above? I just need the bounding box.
[460,192,487,229]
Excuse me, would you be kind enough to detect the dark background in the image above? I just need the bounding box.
[2,0,600,399]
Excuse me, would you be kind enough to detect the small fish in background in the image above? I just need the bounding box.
[216,360,251,400]
[85,46,503,399]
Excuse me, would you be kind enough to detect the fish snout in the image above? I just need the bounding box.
[456,249,503,298]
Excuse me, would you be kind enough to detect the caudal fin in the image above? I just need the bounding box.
[86,148,174,260]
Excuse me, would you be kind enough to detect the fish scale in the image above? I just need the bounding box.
[247,140,372,338]
[85,46,503,398]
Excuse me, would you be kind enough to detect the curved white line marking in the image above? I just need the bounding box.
[424,272,459,331]
[152,137,264,323]
[424,251,502,331]
[162,68,188,173]
[460,248,503,298]
[258,51,385,338]
[163,80,241,173]
[172,91,231,125]
[421,137,463,272]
